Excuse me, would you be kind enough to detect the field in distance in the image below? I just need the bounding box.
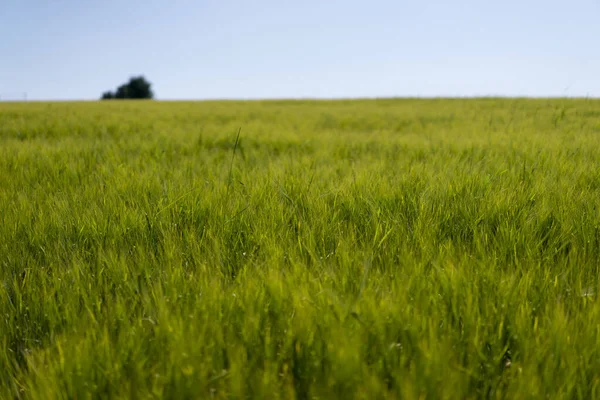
[2,98,600,398]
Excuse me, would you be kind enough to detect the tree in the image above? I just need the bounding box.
[101,76,154,100]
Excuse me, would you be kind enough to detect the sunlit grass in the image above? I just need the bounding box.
[2,98,600,398]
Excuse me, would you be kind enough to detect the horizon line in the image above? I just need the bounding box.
[1,95,599,103]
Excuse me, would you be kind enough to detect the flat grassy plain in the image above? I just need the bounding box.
[2,98,600,399]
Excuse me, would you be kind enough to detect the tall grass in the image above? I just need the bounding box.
[2,98,600,398]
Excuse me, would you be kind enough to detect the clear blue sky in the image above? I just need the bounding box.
[1,0,599,100]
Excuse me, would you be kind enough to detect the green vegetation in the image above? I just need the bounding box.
[2,98,600,398]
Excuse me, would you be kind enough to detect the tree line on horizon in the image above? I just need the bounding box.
[101,76,154,100]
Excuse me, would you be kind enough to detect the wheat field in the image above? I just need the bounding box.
[2,98,600,398]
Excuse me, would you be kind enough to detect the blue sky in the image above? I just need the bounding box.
[1,0,599,100]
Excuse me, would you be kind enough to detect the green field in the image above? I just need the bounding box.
[2,98,600,398]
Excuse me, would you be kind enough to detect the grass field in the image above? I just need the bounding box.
[2,98,600,398]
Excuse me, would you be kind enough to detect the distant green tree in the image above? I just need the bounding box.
[101,76,154,100]
[114,84,130,99]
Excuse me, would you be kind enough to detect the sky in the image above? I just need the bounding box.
[1,0,599,100]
